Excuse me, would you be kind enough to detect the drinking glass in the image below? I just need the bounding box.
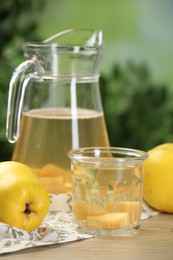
[68,147,148,236]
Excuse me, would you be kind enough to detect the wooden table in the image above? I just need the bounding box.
[2,214,173,260]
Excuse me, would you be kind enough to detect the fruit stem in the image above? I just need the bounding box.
[24,202,32,214]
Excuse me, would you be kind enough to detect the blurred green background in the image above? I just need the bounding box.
[1,0,173,161]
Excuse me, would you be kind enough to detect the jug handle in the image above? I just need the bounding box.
[6,57,38,143]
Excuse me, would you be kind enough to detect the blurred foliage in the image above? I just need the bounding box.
[1,0,173,160]
[100,61,173,151]
[0,0,45,161]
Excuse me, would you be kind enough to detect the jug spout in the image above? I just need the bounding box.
[44,29,104,49]
[23,29,105,77]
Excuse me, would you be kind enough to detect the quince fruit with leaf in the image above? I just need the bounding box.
[0,161,50,231]
[143,143,173,213]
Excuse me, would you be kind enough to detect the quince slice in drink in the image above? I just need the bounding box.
[105,201,114,213]
[87,212,130,229]
[33,164,72,194]
[74,201,90,220]
[39,176,67,194]
[42,164,71,181]
[74,200,106,220]
[117,201,141,224]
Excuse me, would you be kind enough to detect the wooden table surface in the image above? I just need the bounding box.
[1,213,173,260]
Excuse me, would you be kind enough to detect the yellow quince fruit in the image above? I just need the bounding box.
[0,161,50,231]
[143,143,173,213]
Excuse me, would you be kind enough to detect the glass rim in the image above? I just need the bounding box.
[68,147,148,165]
[22,43,99,53]
[22,29,104,53]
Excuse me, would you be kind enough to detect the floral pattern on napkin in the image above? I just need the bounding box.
[0,194,92,255]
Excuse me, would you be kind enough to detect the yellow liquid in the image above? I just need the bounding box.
[12,108,109,194]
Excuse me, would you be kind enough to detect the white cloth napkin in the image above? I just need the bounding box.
[0,194,159,255]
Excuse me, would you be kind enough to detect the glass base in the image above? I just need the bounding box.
[76,224,140,237]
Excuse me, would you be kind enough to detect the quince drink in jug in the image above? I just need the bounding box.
[6,29,109,194]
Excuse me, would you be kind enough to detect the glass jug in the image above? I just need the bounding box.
[6,29,109,194]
